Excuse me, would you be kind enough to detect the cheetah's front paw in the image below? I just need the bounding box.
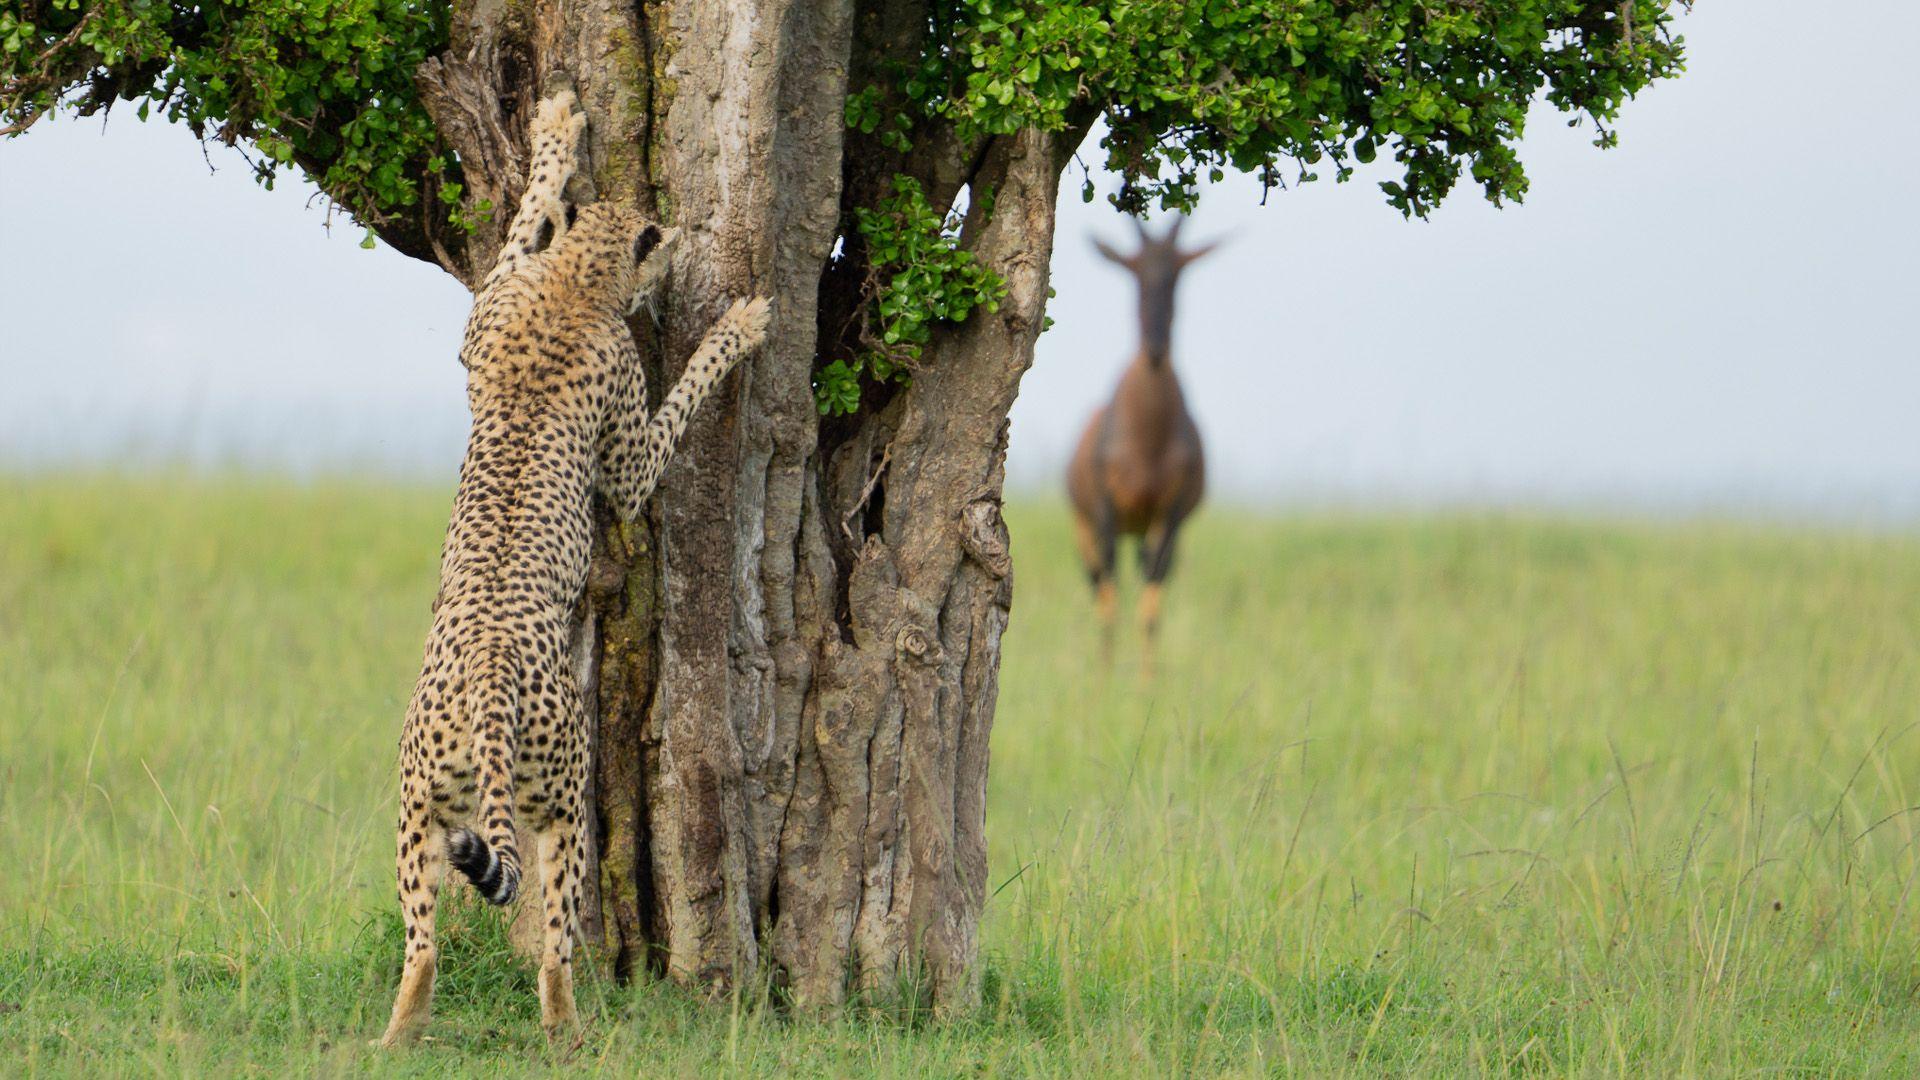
[531,90,587,152]
[721,296,773,354]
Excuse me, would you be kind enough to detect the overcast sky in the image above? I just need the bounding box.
[2,0,1915,521]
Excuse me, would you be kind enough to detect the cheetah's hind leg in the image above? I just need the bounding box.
[534,800,585,1043]
[533,683,589,1044]
[377,765,449,1048]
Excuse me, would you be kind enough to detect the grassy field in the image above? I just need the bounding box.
[4,475,1920,1075]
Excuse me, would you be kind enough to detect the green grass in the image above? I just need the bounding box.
[4,474,1920,1075]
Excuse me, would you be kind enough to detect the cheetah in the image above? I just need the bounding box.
[377,90,771,1049]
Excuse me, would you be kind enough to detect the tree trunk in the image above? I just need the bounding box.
[412,0,1080,1013]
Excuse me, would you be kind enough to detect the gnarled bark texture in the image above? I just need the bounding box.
[411,0,1083,1012]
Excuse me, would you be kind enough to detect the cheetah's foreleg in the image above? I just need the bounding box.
[603,296,772,520]
[482,90,587,290]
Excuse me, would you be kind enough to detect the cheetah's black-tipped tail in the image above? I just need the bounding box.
[451,646,524,906]
[447,827,520,905]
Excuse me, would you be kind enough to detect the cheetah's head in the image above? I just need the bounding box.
[566,204,680,318]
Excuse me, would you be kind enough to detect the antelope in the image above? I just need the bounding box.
[1066,217,1213,666]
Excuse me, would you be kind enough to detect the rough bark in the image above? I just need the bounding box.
[414,0,1078,1013]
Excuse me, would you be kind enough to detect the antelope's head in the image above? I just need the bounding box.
[1092,217,1218,367]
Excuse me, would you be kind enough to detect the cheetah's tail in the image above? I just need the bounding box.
[447,827,519,905]
[448,648,523,906]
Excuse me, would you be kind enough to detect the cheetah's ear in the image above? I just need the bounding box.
[627,226,680,316]
[631,224,664,267]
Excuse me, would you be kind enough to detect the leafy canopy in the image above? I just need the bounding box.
[910,0,1690,217]
[1,0,452,240]
[7,0,1686,228]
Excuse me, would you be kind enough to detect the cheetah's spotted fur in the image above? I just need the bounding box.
[377,90,771,1049]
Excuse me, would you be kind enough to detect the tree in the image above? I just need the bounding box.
[2,0,1689,1013]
